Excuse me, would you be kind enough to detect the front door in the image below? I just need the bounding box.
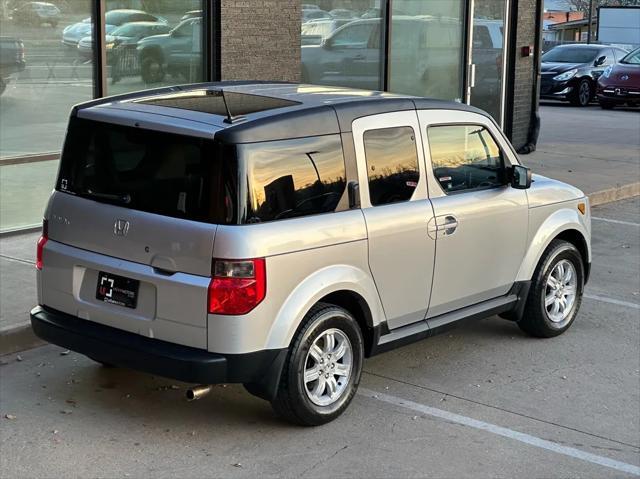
[352,111,436,330]
[418,109,528,318]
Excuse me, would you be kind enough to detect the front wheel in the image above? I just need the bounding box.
[271,303,364,426]
[518,240,584,338]
[570,79,592,107]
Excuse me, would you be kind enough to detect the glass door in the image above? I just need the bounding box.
[467,0,509,125]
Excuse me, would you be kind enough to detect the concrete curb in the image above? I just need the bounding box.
[589,182,640,207]
[0,323,43,356]
[1,182,639,356]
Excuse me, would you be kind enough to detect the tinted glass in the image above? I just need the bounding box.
[622,48,640,64]
[1,0,93,231]
[106,2,204,96]
[428,125,506,194]
[388,1,465,102]
[57,118,236,224]
[470,0,508,123]
[300,0,384,91]
[542,46,599,63]
[239,135,347,223]
[363,127,420,206]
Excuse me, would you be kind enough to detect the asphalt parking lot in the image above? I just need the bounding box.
[1,197,638,478]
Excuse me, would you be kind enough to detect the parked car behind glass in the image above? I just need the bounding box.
[62,9,167,48]
[77,21,171,60]
[540,43,628,106]
[597,47,640,109]
[137,17,201,84]
[10,2,60,28]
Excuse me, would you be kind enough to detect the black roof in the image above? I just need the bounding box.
[75,81,489,143]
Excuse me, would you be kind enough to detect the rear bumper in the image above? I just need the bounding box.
[30,305,286,386]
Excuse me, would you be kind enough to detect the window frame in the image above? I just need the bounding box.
[351,110,429,209]
[425,121,512,196]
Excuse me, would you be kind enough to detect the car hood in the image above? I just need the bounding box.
[602,63,640,86]
[541,62,584,73]
[527,174,585,208]
[137,33,170,45]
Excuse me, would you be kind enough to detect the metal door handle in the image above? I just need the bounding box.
[352,54,366,60]
[429,215,459,238]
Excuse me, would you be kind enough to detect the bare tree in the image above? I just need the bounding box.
[564,0,640,13]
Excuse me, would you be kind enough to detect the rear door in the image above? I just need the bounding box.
[352,111,436,330]
[41,117,230,348]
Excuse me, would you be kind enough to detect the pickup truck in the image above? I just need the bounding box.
[0,36,26,96]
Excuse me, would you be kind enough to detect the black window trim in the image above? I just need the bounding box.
[425,121,513,196]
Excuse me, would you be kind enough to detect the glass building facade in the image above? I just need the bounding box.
[0,0,515,233]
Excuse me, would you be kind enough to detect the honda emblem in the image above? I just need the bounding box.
[113,219,130,236]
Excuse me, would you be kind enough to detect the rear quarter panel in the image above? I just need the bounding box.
[207,210,386,354]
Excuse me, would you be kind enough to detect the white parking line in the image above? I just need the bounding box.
[359,388,640,477]
[592,217,640,227]
[584,294,640,310]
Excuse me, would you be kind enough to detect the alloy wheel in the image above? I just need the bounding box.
[303,328,353,407]
[544,259,577,323]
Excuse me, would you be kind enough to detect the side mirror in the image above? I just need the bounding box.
[594,55,606,67]
[510,165,532,189]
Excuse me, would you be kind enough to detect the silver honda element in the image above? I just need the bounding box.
[31,82,591,425]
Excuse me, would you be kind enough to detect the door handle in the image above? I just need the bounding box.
[352,54,366,60]
[429,215,459,239]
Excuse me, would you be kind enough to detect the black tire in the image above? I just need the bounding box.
[271,302,364,426]
[0,78,6,96]
[569,79,592,107]
[141,53,165,84]
[599,100,615,110]
[518,239,584,338]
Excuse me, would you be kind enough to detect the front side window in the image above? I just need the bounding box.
[331,23,374,49]
[239,135,347,223]
[363,127,420,206]
[427,124,506,194]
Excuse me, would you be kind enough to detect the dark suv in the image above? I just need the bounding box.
[541,44,628,106]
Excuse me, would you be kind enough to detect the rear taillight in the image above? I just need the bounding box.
[208,258,266,315]
[36,219,48,271]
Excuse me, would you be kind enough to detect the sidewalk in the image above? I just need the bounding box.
[1,103,639,354]
[524,103,640,204]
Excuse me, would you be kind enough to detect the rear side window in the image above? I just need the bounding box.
[57,117,237,224]
[427,124,506,194]
[363,126,420,206]
[238,135,347,223]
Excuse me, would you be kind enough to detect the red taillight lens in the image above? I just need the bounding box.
[36,219,48,271]
[208,258,266,315]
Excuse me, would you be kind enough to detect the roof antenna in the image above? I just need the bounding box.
[208,89,244,124]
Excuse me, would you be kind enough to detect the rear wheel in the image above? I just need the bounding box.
[271,303,364,426]
[141,53,165,84]
[570,79,591,107]
[518,240,584,338]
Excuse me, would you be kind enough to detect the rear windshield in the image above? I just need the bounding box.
[57,117,237,224]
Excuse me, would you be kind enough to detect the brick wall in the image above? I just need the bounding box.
[220,0,301,82]
[509,0,541,150]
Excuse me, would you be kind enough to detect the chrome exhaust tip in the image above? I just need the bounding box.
[186,384,212,401]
